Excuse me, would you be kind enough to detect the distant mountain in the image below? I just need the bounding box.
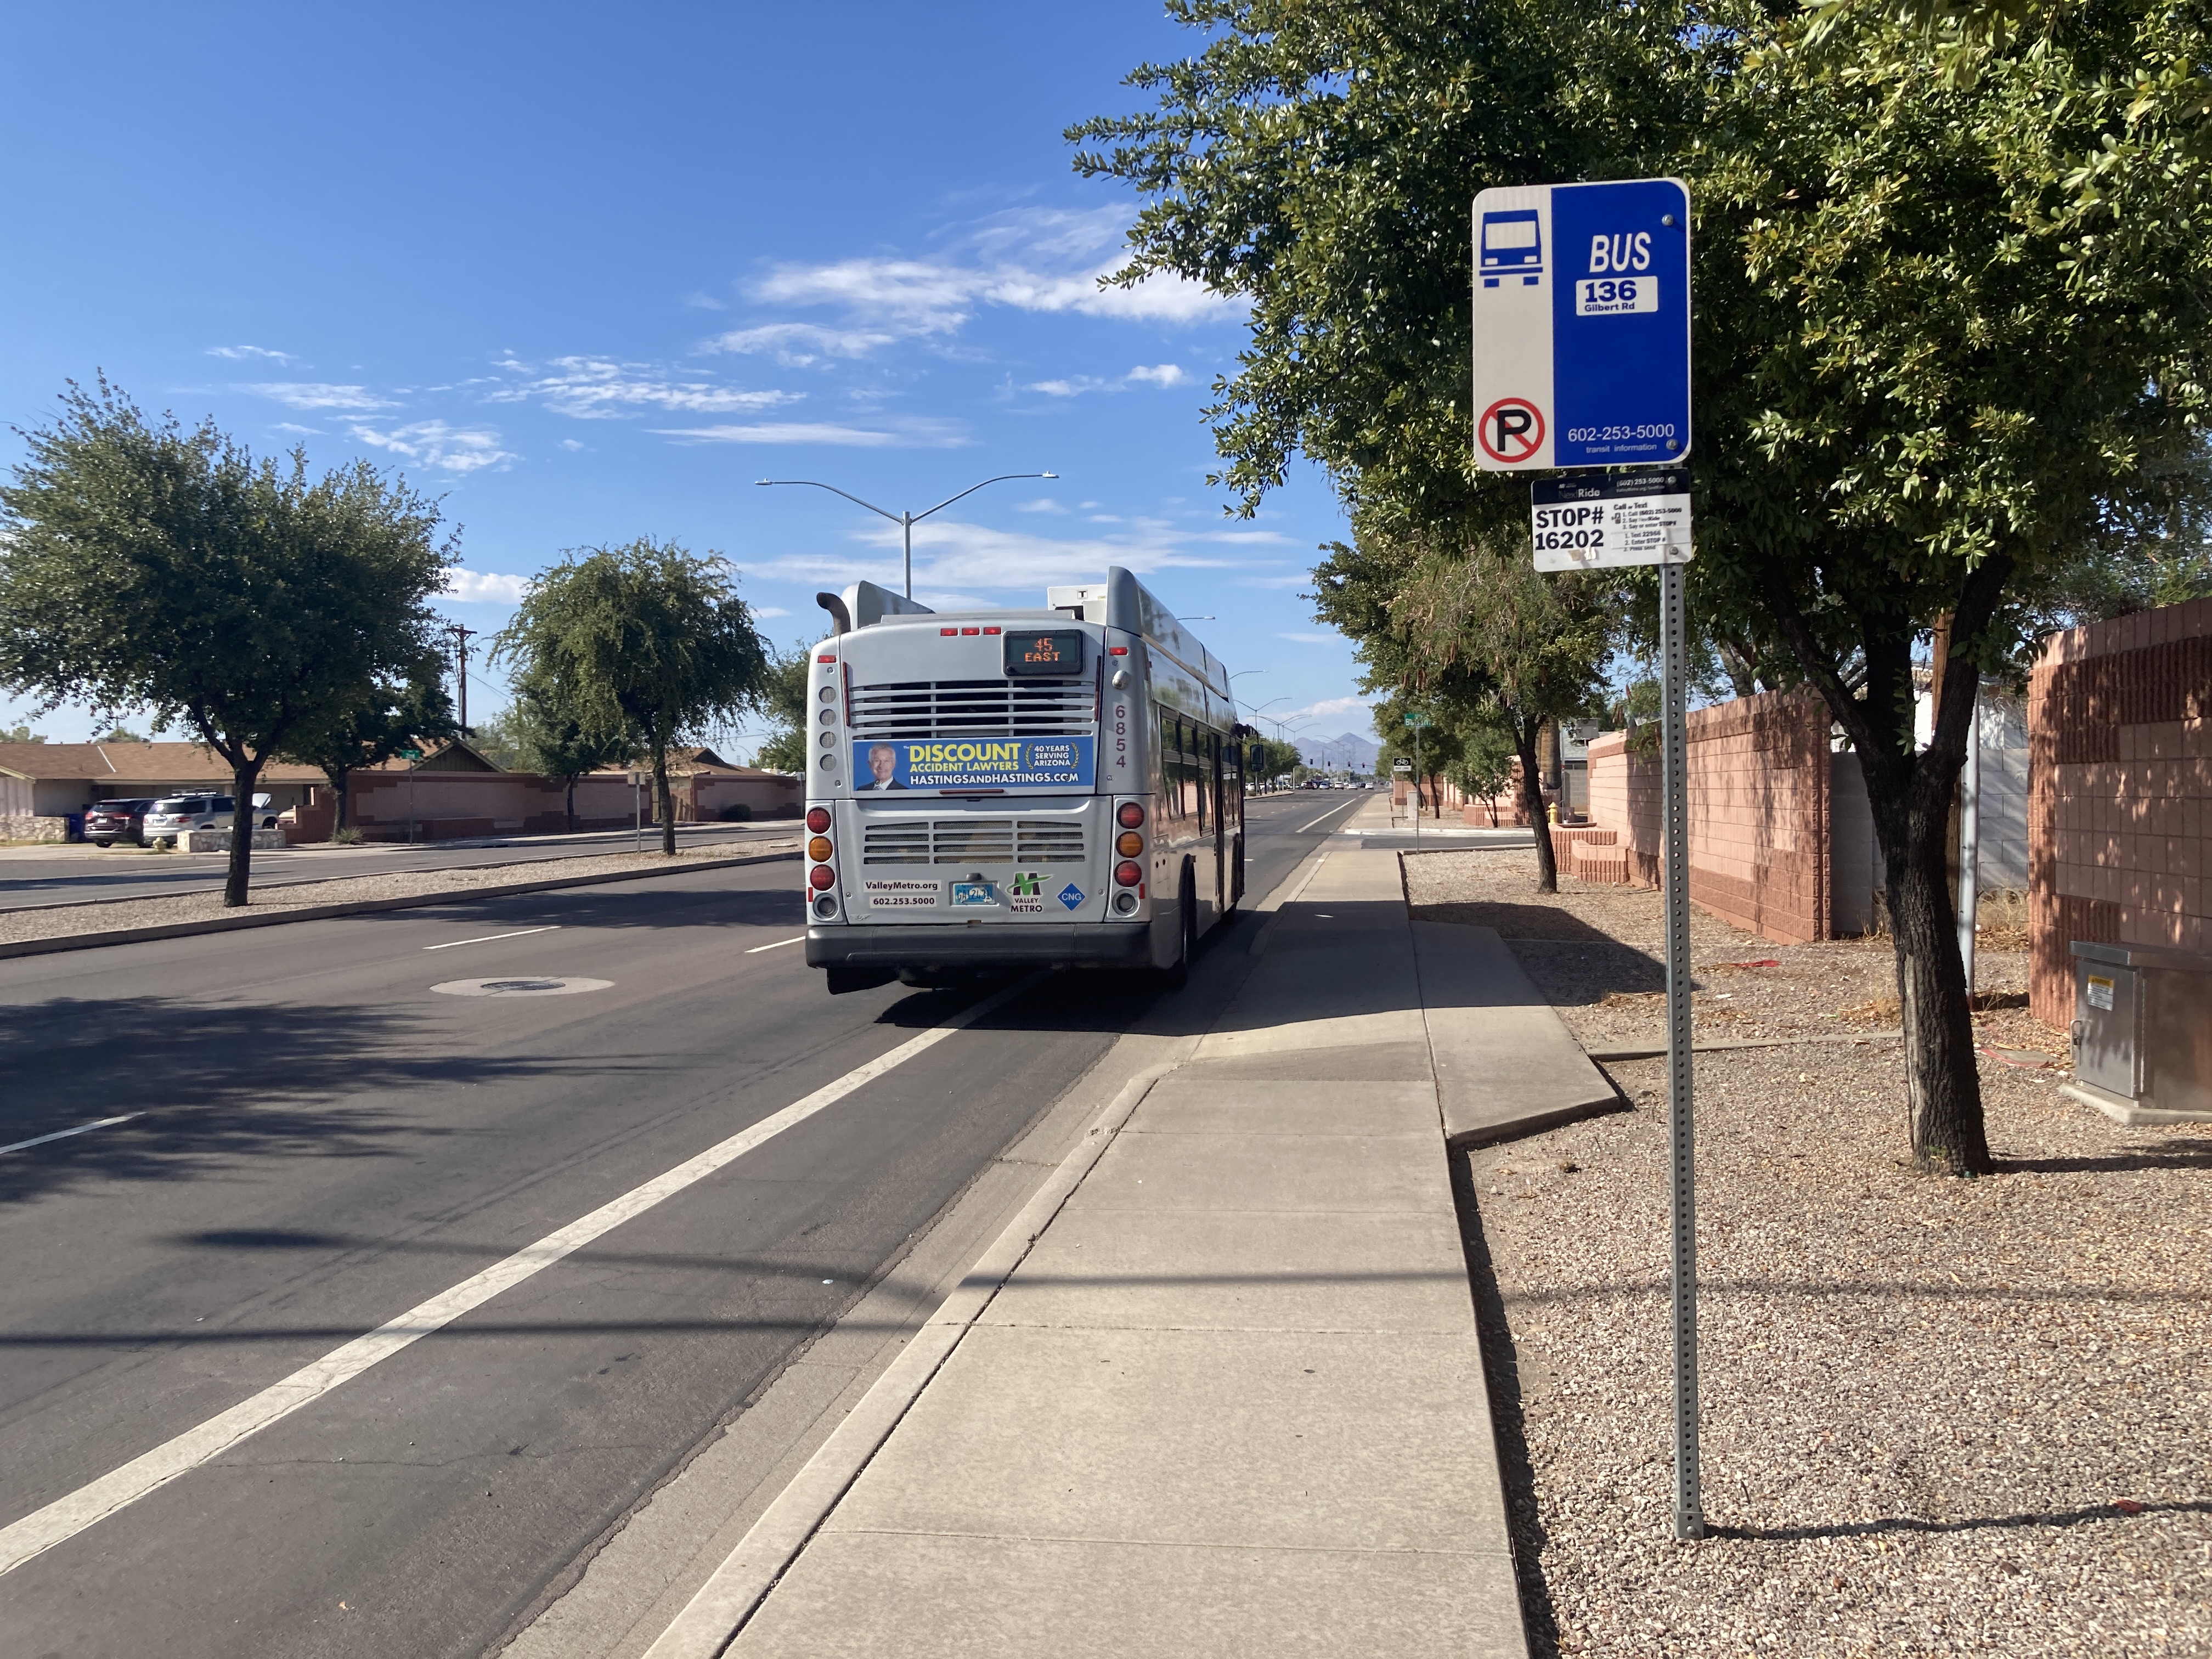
[1298,730,1380,772]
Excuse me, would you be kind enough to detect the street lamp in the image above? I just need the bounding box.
[755,472,1058,600]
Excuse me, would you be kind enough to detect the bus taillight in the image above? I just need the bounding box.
[1114,860,1143,888]
[806,806,831,833]
[809,864,836,891]
[1116,802,1145,829]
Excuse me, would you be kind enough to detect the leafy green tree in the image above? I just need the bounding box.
[503,670,630,832]
[0,380,451,904]
[493,539,770,855]
[749,641,814,775]
[278,653,457,832]
[1452,716,1521,827]
[1,725,47,743]
[1076,0,2212,1174]
[97,725,148,743]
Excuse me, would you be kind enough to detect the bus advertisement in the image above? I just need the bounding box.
[799,568,1246,994]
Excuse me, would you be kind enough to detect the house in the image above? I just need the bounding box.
[0,742,327,841]
[588,747,803,821]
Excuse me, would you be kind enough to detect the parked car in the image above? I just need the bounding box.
[84,797,157,848]
[143,793,280,848]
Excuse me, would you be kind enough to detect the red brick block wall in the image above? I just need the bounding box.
[1587,696,1840,944]
[2027,595,2212,1028]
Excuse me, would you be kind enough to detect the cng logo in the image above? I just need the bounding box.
[1478,397,1547,465]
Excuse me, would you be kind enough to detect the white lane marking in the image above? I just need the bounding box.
[1296,802,1361,833]
[0,973,1041,1578]
[0,1115,139,1156]
[423,926,561,951]
[743,935,807,954]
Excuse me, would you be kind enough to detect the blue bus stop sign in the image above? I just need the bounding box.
[1472,177,1690,472]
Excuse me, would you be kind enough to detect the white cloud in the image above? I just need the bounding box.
[1126,363,1187,387]
[244,382,397,411]
[1025,377,1108,398]
[1018,362,1195,400]
[753,605,792,618]
[651,418,968,448]
[442,568,530,603]
[209,345,297,363]
[271,422,323,436]
[1278,631,1342,646]
[1285,695,1374,724]
[704,322,898,365]
[742,209,1238,344]
[488,355,797,419]
[558,438,585,452]
[742,516,1242,595]
[1014,497,1068,514]
[352,420,516,475]
[1238,572,1312,588]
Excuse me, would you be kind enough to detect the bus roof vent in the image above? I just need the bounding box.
[842,580,935,629]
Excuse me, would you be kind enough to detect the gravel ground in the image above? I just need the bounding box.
[0,840,800,946]
[1412,850,2210,1657]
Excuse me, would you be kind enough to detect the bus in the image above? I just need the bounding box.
[799,567,1246,994]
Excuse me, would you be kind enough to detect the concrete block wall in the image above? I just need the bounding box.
[2028,594,2212,1028]
[1582,696,1863,945]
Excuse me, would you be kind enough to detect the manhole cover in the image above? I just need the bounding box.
[432,977,613,998]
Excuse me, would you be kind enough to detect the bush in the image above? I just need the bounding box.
[332,825,364,845]
[716,803,753,822]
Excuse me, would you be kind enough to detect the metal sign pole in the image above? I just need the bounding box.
[1957,681,1980,1000]
[1658,556,1704,1541]
[1414,725,1421,847]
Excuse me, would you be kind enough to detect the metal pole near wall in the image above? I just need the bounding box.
[1658,556,1705,1541]
[1414,725,1421,848]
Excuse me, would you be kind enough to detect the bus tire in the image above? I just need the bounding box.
[1156,865,1195,991]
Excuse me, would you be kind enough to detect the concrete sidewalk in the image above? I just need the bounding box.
[646,827,1611,1657]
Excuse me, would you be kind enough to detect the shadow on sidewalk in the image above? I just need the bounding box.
[1451,1148,1562,1659]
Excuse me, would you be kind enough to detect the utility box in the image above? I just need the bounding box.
[2064,941,2212,1126]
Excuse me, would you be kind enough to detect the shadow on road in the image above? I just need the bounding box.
[0,996,622,1207]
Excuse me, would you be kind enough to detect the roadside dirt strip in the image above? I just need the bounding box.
[0,842,802,962]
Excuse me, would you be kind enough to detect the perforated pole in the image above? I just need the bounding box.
[1658,556,1704,1541]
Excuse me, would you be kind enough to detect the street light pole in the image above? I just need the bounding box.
[756,472,1059,599]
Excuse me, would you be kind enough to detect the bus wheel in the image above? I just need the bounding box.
[1156,865,1195,991]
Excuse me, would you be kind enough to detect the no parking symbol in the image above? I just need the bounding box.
[1478,397,1547,464]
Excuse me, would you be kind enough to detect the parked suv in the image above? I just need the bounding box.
[85,798,157,848]
[143,793,280,849]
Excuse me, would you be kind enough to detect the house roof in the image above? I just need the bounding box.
[588,752,789,781]
[0,742,328,787]
[360,736,505,774]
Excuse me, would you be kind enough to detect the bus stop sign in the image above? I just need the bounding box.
[1473,177,1691,472]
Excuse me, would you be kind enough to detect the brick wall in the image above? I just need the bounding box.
[1582,695,1864,945]
[2027,595,2212,1028]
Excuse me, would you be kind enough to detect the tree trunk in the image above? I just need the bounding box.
[654,752,676,856]
[1872,790,1991,1175]
[564,776,576,835]
[1515,724,1555,890]
[223,759,263,907]
[330,769,351,832]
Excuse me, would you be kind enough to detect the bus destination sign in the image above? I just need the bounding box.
[1005,629,1084,677]
[851,736,1097,792]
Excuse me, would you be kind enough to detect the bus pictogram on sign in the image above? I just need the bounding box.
[1478,398,1547,464]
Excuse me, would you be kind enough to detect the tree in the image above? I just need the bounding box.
[1452,715,1521,827]
[0,380,452,905]
[504,670,630,833]
[97,725,148,743]
[1,725,47,743]
[493,539,770,855]
[749,641,814,775]
[1075,0,2212,1174]
[278,653,458,832]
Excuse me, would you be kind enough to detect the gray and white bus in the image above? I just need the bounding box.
[799,567,1246,994]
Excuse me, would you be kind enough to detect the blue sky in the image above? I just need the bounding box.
[0,2,1368,758]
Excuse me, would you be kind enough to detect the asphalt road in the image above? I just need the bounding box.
[0,822,787,913]
[0,789,1365,1659]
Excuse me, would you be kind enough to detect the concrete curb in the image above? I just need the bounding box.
[0,849,802,962]
[639,1065,1175,1659]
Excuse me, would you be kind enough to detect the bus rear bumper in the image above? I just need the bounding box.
[805,920,1159,973]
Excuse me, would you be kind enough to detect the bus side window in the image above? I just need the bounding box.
[1194,726,1209,836]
